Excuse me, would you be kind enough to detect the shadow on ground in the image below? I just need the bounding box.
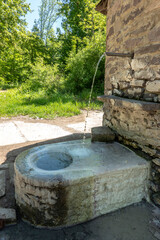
[0,202,156,240]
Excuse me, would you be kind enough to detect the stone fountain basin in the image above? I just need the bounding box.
[14,139,149,228]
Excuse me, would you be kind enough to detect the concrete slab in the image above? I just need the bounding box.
[13,121,70,142]
[0,111,103,146]
[14,139,149,228]
[0,122,26,146]
[68,117,102,132]
[67,111,103,132]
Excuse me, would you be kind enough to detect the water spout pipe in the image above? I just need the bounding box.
[105,52,134,58]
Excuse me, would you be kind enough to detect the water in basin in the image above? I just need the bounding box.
[35,152,72,171]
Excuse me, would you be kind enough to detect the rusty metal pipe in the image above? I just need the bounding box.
[105,52,134,58]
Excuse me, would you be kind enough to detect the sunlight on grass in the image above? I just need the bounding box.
[0,89,102,119]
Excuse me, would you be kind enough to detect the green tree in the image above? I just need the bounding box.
[0,0,30,51]
[0,0,30,87]
[59,0,106,47]
[55,0,106,90]
[33,0,59,45]
[56,0,106,68]
[65,32,106,93]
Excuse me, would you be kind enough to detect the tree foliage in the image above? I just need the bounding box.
[0,0,30,86]
[0,0,106,94]
[59,0,106,45]
[0,0,29,50]
[33,0,58,44]
[65,33,105,93]
[57,0,106,91]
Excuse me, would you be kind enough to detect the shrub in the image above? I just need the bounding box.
[20,58,64,94]
[65,33,106,93]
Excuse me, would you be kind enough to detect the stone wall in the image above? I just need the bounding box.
[100,95,160,206]
[99,95,160,155]
[96,0,160,206]
[104,0,160,102]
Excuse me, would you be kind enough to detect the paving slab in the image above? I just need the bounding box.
[68,116,102,132]
[13,121,70,142]
[0,121,72,146]
[0,122,26,146]
[0,111,103,146]
[67,111,103,132]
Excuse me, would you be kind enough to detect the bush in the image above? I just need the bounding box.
[20,58,64,94]
[65,33,106,93]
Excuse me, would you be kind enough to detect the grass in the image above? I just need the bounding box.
[0,89,103,119]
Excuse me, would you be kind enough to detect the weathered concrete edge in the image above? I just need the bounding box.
[98,95,160,111]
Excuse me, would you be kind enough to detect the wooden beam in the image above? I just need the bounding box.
[95,0,108,15]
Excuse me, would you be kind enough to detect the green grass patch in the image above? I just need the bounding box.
[0,89,102,119]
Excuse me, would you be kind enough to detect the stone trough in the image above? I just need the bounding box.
[14,139,149,228]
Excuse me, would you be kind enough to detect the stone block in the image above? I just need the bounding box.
[0,164,8,170]
[134,70,155,80]
[98,95,160,111]
[125,37,143,50]
[109,67,117,74]
[110,76,118,88]
[119,82,130,90]
[140,145,157,156]
[131,59,147,71]
[107,26,114,37]
[151,169,160,181]
[152,193,160,207]
[14,140,149,228]
[0,170,5,197]
[133,0,142,6]
[130,79,145,87]
[127,88,143,98]
[148,26,160,42]
[153,158,160,167]
[123,7,144,25]
[154,67,160,79]
[150,56,160,65]
[136,44,160,55]
[91,126,115,142]
[105,79,112,90]
[154,96,158,102]
[143,92,157,101]
[121,3,130,14]
[150,181,160,192]
[146,80,160,93]
[0,208,16,225]
[113,89,123,96]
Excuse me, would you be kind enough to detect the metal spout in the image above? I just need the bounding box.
[105,52,134,58]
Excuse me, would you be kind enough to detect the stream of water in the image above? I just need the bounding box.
[83,53,105,144]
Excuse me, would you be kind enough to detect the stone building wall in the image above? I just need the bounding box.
[96,0,160,206]
[104,0,160,101]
